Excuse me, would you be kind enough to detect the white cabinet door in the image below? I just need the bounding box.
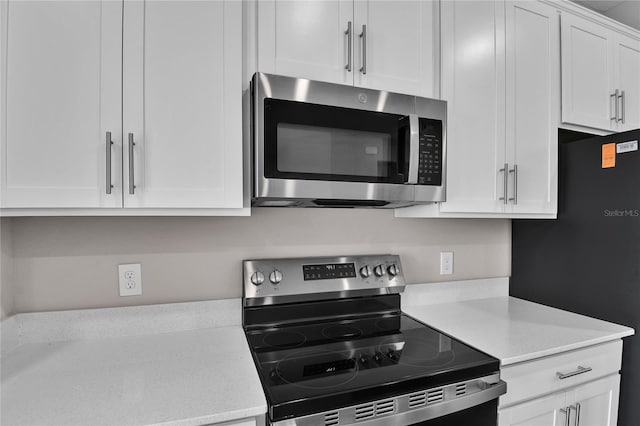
[613,34,640,131]
[353,0,437,97]
[505,1,559,215]
[257,0,354,85]
[122,0,243,209]
[499,392,567,426]
[561,13,615,131]
[439,0,506,214]
[1,0,122,208]
[568,374,620,426]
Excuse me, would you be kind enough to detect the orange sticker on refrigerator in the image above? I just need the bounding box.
[602,143,616,168]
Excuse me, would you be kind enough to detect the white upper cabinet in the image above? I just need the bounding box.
[561,14,614,131]
[1,0,243,213]
[257,0,354,86]
[1,0,122,208]
[257,0,438,97]
[505,0,559,215]
[353,0,436,97]
[613,34,640,131]
[122,0,243,209]
[561,13,640,132]
[398,0,558,218]
[437,0,506,214]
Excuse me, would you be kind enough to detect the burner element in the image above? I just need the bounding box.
[263,330,307,349]
[321,324,363,340]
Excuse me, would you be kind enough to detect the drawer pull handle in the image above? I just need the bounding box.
[556,365,592,380]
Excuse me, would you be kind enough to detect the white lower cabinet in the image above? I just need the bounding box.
[569,375,620,426]
[499,392,567,426]
[499,341,622,426]
[499,375,620,426]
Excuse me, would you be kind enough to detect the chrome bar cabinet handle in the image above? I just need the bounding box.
[128,132,136,195]
[509,164,518,205]
[499,163,508,204]
[576,402,581,426]
[556,365,592,380]
[611,89,619,121]
[618,90,625,124]
[105,131,114,194]
[359,24,367,75]
[345,21,352,72]
[560,406,573,426]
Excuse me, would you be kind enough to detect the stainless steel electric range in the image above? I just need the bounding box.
[242,255,506,426]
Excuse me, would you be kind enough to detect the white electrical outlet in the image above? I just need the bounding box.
[440,252,454,275]
[118,264,142,296]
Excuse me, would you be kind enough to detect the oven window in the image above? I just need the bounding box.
[263,98,409,183]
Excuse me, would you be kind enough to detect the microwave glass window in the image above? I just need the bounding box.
[277,123,391,177]
[263,98,408,184]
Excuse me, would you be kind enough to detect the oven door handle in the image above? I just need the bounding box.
[406,114,420,184]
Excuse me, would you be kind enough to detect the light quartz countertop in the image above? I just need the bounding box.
[1,300,267,426]
[2,279,635,425]
[403,296,635,366]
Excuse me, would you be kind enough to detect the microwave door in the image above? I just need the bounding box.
[405,114,420,184]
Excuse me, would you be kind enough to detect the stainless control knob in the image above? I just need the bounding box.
[374,265,385,277]
[269,269,283,284]
[359,265,371,278]
[250,271,265,286]
[387,264,399,277]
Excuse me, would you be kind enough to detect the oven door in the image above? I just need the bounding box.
[268,379,506,426]
[410,400,498,426]
[252,73,445,207]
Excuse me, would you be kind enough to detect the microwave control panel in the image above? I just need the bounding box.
[417,118,442,186]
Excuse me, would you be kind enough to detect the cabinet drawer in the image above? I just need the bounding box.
[500,340,622,407]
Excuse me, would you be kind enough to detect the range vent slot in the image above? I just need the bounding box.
[354,403,375,421]
[427,388,445,404]
[455,383,467,397]
[408,391,427,408]
[375,399,396,416]
[324,411,339,426]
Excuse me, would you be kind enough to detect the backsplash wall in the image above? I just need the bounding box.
[7,209,510,313]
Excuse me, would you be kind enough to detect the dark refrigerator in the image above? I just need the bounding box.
[511,128,640,426]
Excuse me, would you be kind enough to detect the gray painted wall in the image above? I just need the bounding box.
[604,2,640,31]
[3,210,510,314]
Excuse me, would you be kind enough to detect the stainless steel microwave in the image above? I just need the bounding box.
[250,73,447,208]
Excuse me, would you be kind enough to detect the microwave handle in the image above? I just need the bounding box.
[406,114,420,184]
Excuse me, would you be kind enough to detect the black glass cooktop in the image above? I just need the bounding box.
[244,296,499,422]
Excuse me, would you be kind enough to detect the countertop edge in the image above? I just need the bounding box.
[160,405,268,426]
[501,329,635,366]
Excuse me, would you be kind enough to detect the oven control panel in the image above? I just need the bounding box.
[243,254,405,306]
